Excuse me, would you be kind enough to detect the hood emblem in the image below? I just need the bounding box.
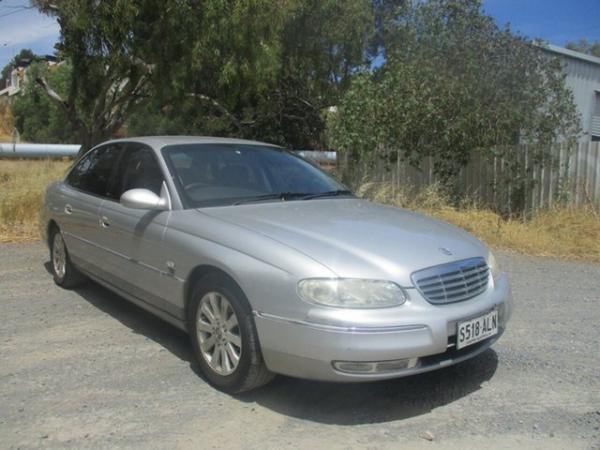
[439,247,453,256]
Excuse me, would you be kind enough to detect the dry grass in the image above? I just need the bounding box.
[357,181,600,263]
[1,160,599,262]
[0,103,14,140]
[0,159,71,242]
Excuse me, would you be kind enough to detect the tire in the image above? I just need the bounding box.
[188,272,274,393]
[49,227,86,289]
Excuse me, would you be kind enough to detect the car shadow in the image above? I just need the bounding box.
[46,262,499,426]
[44,261,194,363]
[238,349,498,425]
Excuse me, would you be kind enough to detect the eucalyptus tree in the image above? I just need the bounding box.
[12,61,77,144]
[32,0,386,153]
[328,0,580,187]
[32,1,161,154]
[129,0,379,149]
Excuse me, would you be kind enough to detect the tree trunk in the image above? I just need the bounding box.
[77,130,94,157]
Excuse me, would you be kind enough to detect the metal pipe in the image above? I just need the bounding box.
[295,150,337,163]
[0,144,337,161]
[0,143,81,158]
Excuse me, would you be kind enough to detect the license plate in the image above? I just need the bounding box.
[456,310,498,350]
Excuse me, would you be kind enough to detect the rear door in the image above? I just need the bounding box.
[96,143,179,317]
[58,144,122,273]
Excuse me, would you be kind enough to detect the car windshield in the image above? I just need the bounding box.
[162,143,351,208]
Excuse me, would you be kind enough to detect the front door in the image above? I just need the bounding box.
[96,143,180,319]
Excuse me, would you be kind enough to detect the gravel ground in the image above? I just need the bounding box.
[0,242,599,450]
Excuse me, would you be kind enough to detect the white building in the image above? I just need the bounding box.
[539,44,600,142]
[0,67,23,97]
[0,55,58,98]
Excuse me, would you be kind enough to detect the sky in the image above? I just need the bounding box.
[1,0,600,70]
[482,0,600,45]
[0,0,59,69]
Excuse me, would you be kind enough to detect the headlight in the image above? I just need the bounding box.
[297,278,407,309]
[488,251,501,280]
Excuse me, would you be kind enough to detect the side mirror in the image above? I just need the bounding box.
[120,188,169,210]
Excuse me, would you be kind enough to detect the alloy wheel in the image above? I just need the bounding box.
[196,291,242,376]
[52,232,67,279]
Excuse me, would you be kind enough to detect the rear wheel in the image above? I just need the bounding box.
[189,273,274,393]
[49,227,86,289]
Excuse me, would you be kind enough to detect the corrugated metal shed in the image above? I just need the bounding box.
[539,44,600,142]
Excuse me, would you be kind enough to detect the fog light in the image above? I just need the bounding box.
[333,358,418,374]
[333,361,376,373]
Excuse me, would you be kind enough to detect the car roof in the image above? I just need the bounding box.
[102,136,283,150]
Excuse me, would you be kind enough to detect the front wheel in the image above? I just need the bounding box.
[50,227,86,289]
[189,273,274,393]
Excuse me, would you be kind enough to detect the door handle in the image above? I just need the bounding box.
[64,204,73,215]
[99,216,111,228]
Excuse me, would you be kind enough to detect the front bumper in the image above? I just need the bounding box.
[254,273,512,382]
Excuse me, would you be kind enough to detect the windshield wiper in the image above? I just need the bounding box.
[233,190,353,205]
[300,190,353,200]
[232,192,310,205]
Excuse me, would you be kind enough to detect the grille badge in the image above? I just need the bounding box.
[439,247,453,256]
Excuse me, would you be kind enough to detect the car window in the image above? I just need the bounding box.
[112,145,165,199]
[67,145,121,197]
[162,144,348,208]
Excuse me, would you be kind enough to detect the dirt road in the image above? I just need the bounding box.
[1,243,599,449]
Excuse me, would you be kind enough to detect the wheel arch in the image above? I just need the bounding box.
[184,264,250,326]
[46,219,60,247]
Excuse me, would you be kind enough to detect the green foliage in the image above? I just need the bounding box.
[328,0,581,190]
[28,0,581,184]
[565,39,600,58]
[133,0,287,141]
[33,0,379,151]
[12,62,77,143]
[129,0,375,149]
[33,0,159,153]
[265,0,374,147]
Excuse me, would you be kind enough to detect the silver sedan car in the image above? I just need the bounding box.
[41,136,512,393]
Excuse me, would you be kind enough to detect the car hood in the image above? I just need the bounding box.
[198,198,488,286]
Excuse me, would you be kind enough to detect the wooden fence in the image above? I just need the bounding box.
[338,141,600,213]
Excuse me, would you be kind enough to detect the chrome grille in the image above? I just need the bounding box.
[411,257,490,304]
